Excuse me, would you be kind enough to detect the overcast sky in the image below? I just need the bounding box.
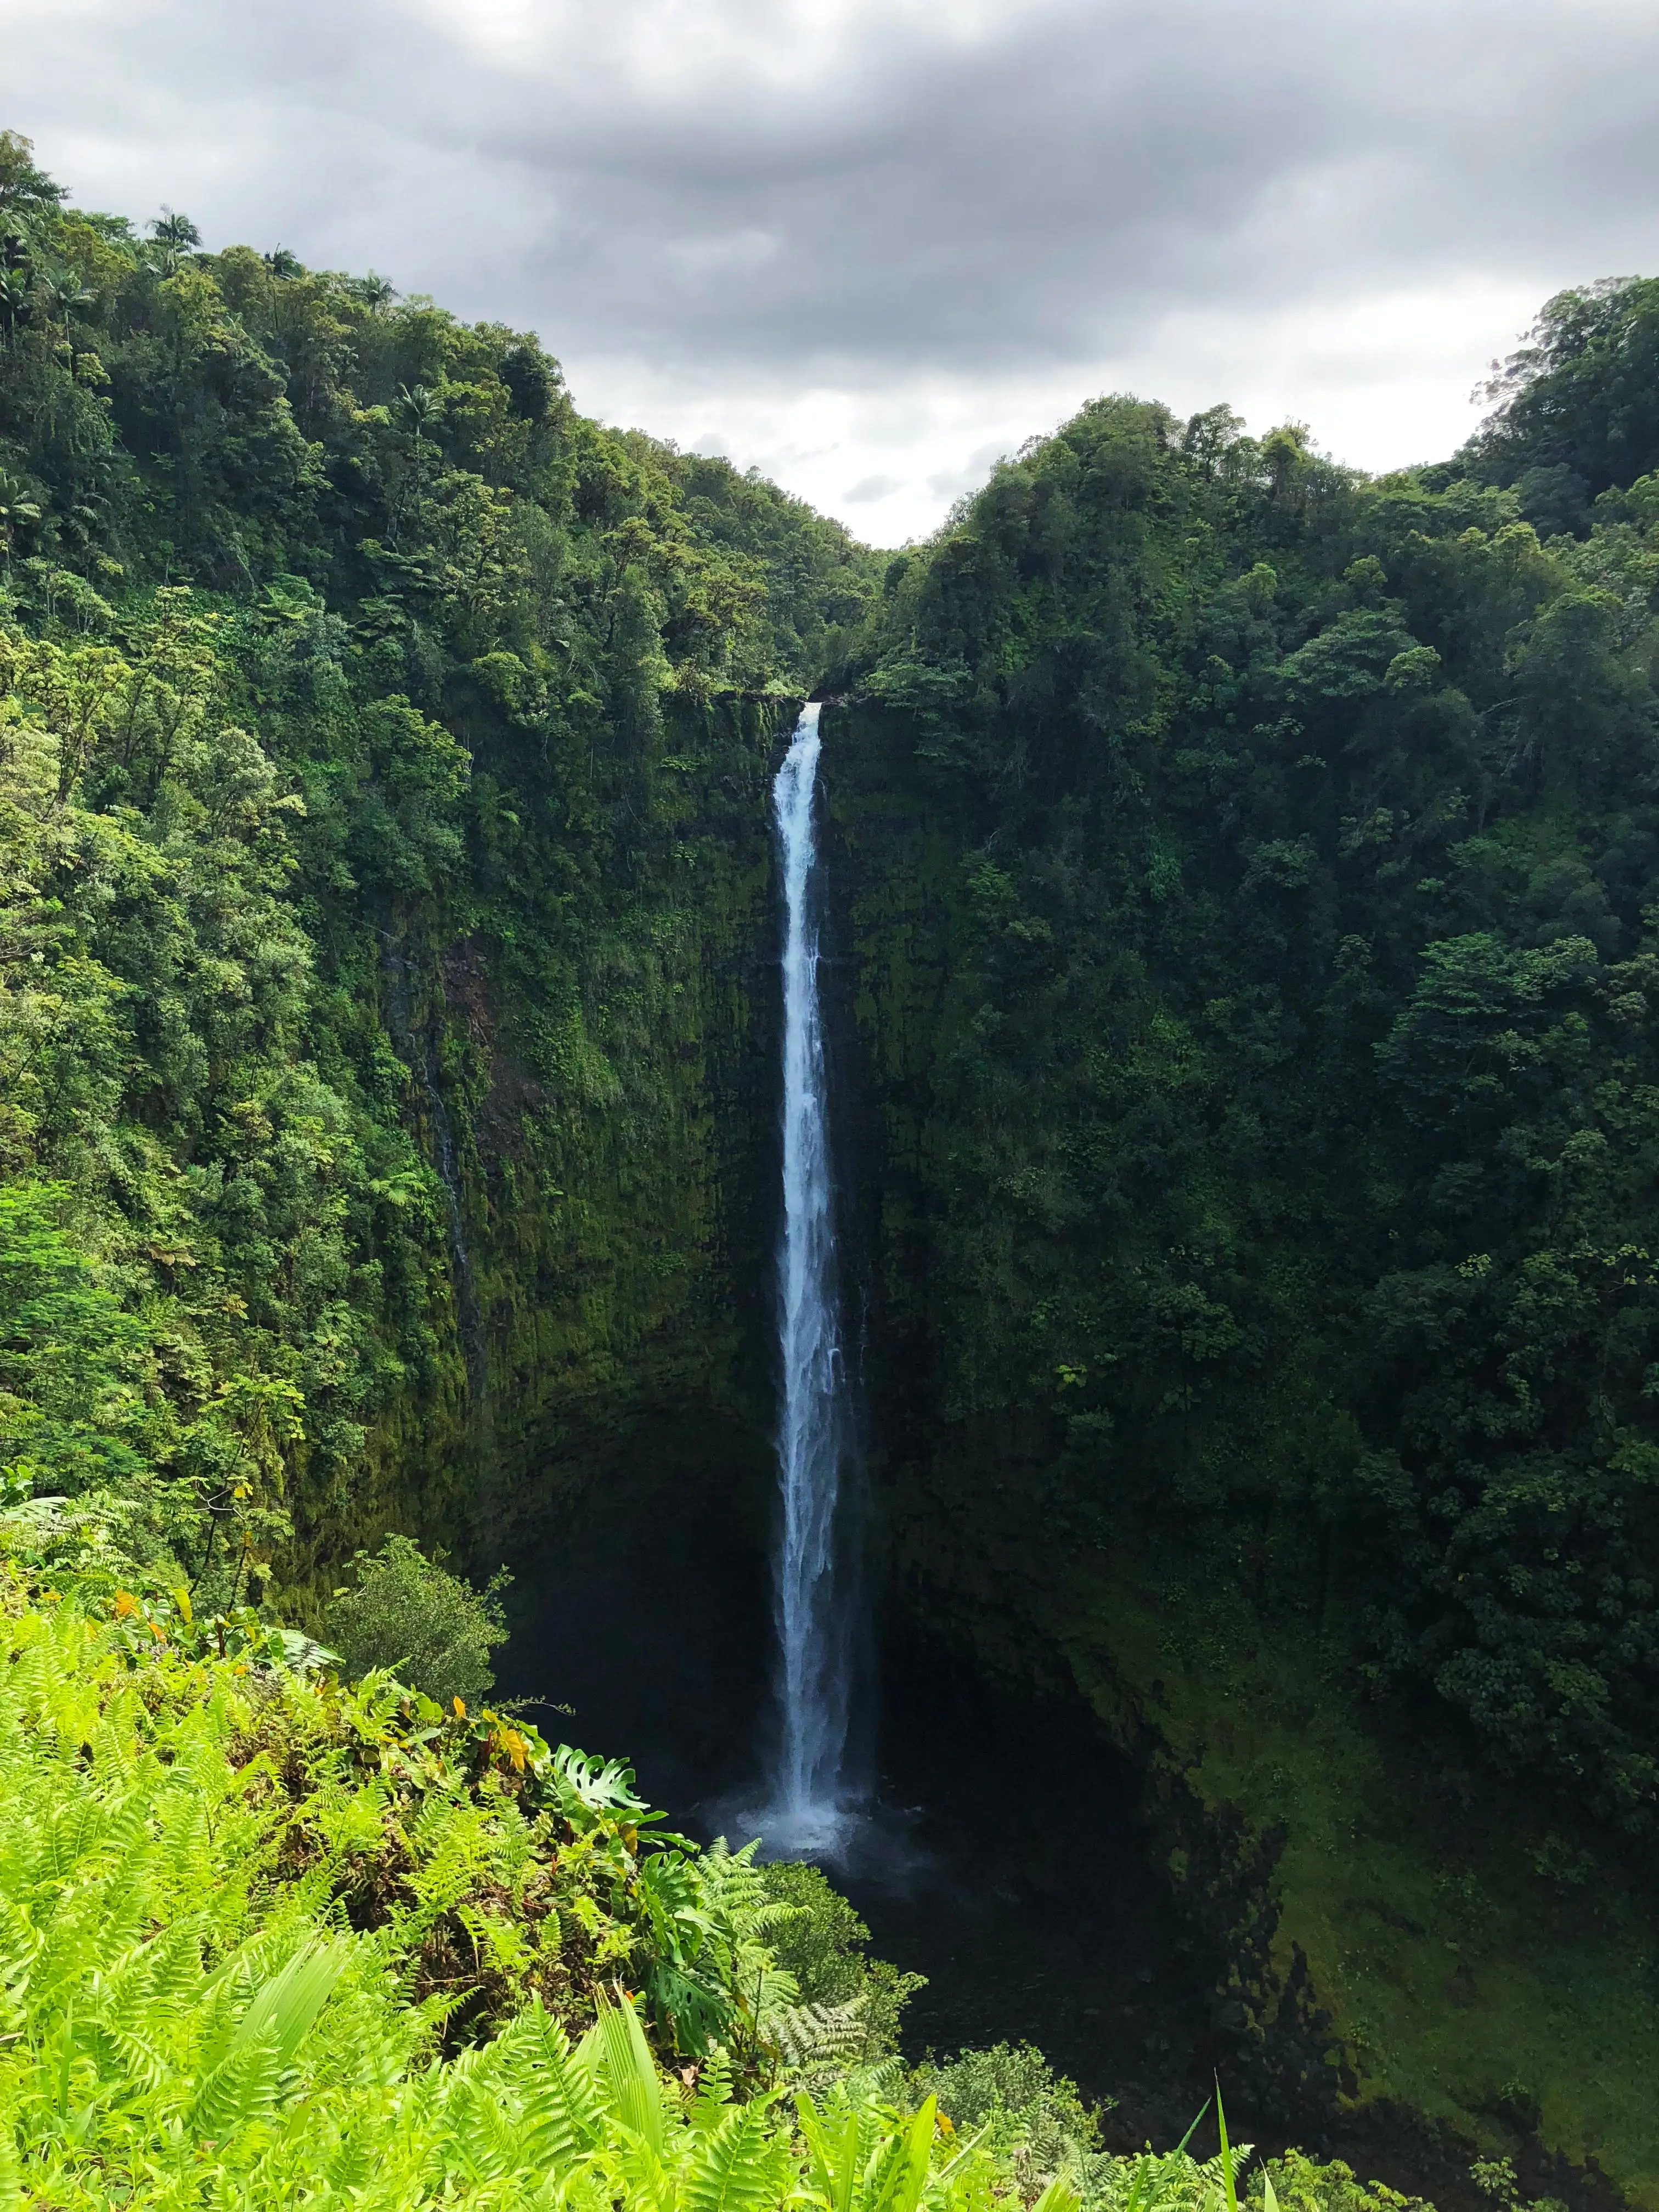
[4,0,1657,544]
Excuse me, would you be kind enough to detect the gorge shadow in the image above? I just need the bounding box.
[498,1496,1228,2143]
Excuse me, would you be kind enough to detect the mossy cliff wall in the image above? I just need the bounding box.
[343,693,794,1569]
[817,697,1659,2208]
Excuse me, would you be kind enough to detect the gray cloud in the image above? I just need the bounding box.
[843,474,902,504]
[3,0,1658,538]
[928,443,1018,503]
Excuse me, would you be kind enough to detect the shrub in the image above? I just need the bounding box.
[324,1532,509,1705]
[910,2041,1105,2204]
[756,1856,924,2058]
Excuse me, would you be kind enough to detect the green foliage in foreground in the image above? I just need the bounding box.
[754,1860,926,2069]
[909,2046,1108,2207]
[0,1566,1436,2212]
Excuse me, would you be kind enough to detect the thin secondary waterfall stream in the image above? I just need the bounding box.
[761,699,859,1853]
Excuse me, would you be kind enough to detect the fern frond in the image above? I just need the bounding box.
[681,2095,791,2212]
[499,2005,606,2171]
[440,2066,527,2186]
[769,1998,871,2079]
[98,2015,173,2096]
[44,1792,108,1881]
[191,2022,284,2139]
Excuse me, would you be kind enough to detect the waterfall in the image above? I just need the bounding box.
[764,700,857,1852]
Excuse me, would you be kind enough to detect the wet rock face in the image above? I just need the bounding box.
[369,692,793,1577]
[492,1415,777,1810]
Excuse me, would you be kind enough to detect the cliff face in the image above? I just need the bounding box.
[353,691,791,1567]
[810,379,1659,2195]
[815,693,1659,2205]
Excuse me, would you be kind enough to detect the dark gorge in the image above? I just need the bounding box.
[4,127,1659,2206]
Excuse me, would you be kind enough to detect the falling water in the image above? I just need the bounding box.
[762,701,857,1853]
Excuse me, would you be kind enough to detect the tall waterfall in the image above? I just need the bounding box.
[765,701,856,1850]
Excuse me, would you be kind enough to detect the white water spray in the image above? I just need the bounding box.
[762,701,857,1854]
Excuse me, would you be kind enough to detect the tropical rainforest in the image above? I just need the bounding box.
[2,125,1659,2211]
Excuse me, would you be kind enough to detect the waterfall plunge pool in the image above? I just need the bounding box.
[496,1511,1226,2156]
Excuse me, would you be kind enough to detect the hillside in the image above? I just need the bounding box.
[823,298,1659,2191]
[0,124,872,1592]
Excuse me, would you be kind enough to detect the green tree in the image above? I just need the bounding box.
[324,1532,509,1705]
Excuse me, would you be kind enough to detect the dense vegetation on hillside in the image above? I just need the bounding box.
[833,277,1659,1847]
[0,126,874,1598]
